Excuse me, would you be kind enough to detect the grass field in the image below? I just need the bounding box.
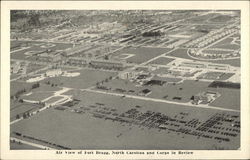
[10,141,41,150]
[26,63,46,74]
[148,80,210,103]
[167,48,240,67]
[198,72,234,81]
[208,87,240,109]
[112,47,172,64]
[209,59,240,67]
[11,91,240,149]
[203,49,234,55]
[11,47,45,60]
[99,79,240,110]
[21,92,54,102]
[185,13,217,24]
[10,74,21,79]
[44,69,117,89]
[44,96,63,104]
[31,84,61,92]
[210,38,240,50]
[11,40,73,60]
[10,81,35,96]
[148,57,175,65]
[208,15,233,23]
[10,102,41,121]
[167,48,190,59]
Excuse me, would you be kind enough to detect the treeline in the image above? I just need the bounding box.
[208,81,240,89]
[142,31,162,37]
[11,10,63,31]
[11,82,40,100]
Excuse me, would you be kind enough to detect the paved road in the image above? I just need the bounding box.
[11,46,31,54]
[10,137,56,150]
[11,87,73,125]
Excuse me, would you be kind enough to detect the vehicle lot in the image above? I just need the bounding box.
[11,91,240,149]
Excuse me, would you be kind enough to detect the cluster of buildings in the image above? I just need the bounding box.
[192,91,220,105]
[179,61,231,71]
[189,49,240,59]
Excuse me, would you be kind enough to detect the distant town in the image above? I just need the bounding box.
[10,10,240,150]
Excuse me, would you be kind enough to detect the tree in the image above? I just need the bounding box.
[16,114,20,119]
[104,55,109,60]
[190,95,194,100]
[23,113,27,119]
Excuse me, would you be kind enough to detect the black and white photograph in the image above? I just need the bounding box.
[9,10,241,150]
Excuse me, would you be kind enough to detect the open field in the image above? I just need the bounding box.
[12,40,73,51]
[21,92,54,101]
[11,73,21,79]
[98,79,240,110]
[10,140,41,150]
[210,38,240,50]
[167,48,240,67]
[209,88,240,109]
[11,47,45,60]
[184,13,218,24]
[167,48,191,59]
[203,49,234,55]
[148,57,175,65]
[209,59,240,67]
[198,72,234,81]
[31,84,61,92]
[26,63,46,74]
[208,15,234,23]
[44,96,63,104]
[10,102,41,121]
[11,40,73,60]
[44,69,117,89]
[10,81,35,96]
[112,47,172,64]
[11,91,240,149]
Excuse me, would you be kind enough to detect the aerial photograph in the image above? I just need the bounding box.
[10,10,240,150]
